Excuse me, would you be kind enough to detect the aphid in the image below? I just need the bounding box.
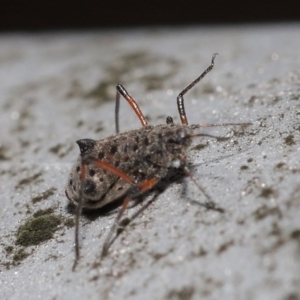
[65,53,250,270]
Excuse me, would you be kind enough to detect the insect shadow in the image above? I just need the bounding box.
[65,53,251,270]
[67,163,223,224]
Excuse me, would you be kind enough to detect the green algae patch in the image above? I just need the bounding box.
[16,214,61,247]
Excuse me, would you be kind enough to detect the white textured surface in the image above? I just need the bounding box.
[1,25,300,300]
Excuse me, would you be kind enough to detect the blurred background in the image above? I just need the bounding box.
[0,0,299,31]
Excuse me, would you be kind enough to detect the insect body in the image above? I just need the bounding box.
[66,124,193,210]
[65,54,250,270]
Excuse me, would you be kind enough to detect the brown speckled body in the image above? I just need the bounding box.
[65,124,194,209]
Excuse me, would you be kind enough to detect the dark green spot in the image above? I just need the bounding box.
[5,246,13,254]
[16,215,61,247]
[13,248,30,263]
[33,208,54,218]
[31,187,57,204]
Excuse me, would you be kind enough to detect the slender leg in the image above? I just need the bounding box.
[177,53,218,125]
[72,162,87,271]
[101,177,157,256]
[73,155,157,268]
[115,88,120,134]
[104,189,162,254]
[115,84,148,134]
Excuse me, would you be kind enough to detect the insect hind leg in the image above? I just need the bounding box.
[178,155,225,213]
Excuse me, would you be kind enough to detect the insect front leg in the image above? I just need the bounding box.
[73,155,157,268]
[115,84,148,134]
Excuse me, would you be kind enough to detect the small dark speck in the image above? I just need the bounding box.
[260,187,275,198]
[143,137,149,146]
[284,292,300,300]
[167,286,195,300]
[290,229,300,240]
[76,120,84,127]
[110,145,118,154]
[285,135,296,146]
[84,180,96,196]
[191,143,208,151]
[253,204,281,220]
[276,162,285,169]
[240,165,249,170]
[98,152,104,159]
[217,240,234,254]
[0,146,9,160]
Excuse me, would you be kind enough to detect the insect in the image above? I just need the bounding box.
[65,53,250,270]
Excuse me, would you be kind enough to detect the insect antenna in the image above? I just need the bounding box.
[189,122,252,142]
[177,53,218,125]
[190,122,252,130]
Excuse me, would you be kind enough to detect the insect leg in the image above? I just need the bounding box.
[72,162,87,271]
[178,155,224,213]
[177,53,218,125]
[79,156,157,258]
[101,177,157,257]
[105,189,162,252]
[115,84,148,134]
[72,156,133,271]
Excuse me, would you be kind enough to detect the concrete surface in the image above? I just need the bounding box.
[0,24,300,300]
